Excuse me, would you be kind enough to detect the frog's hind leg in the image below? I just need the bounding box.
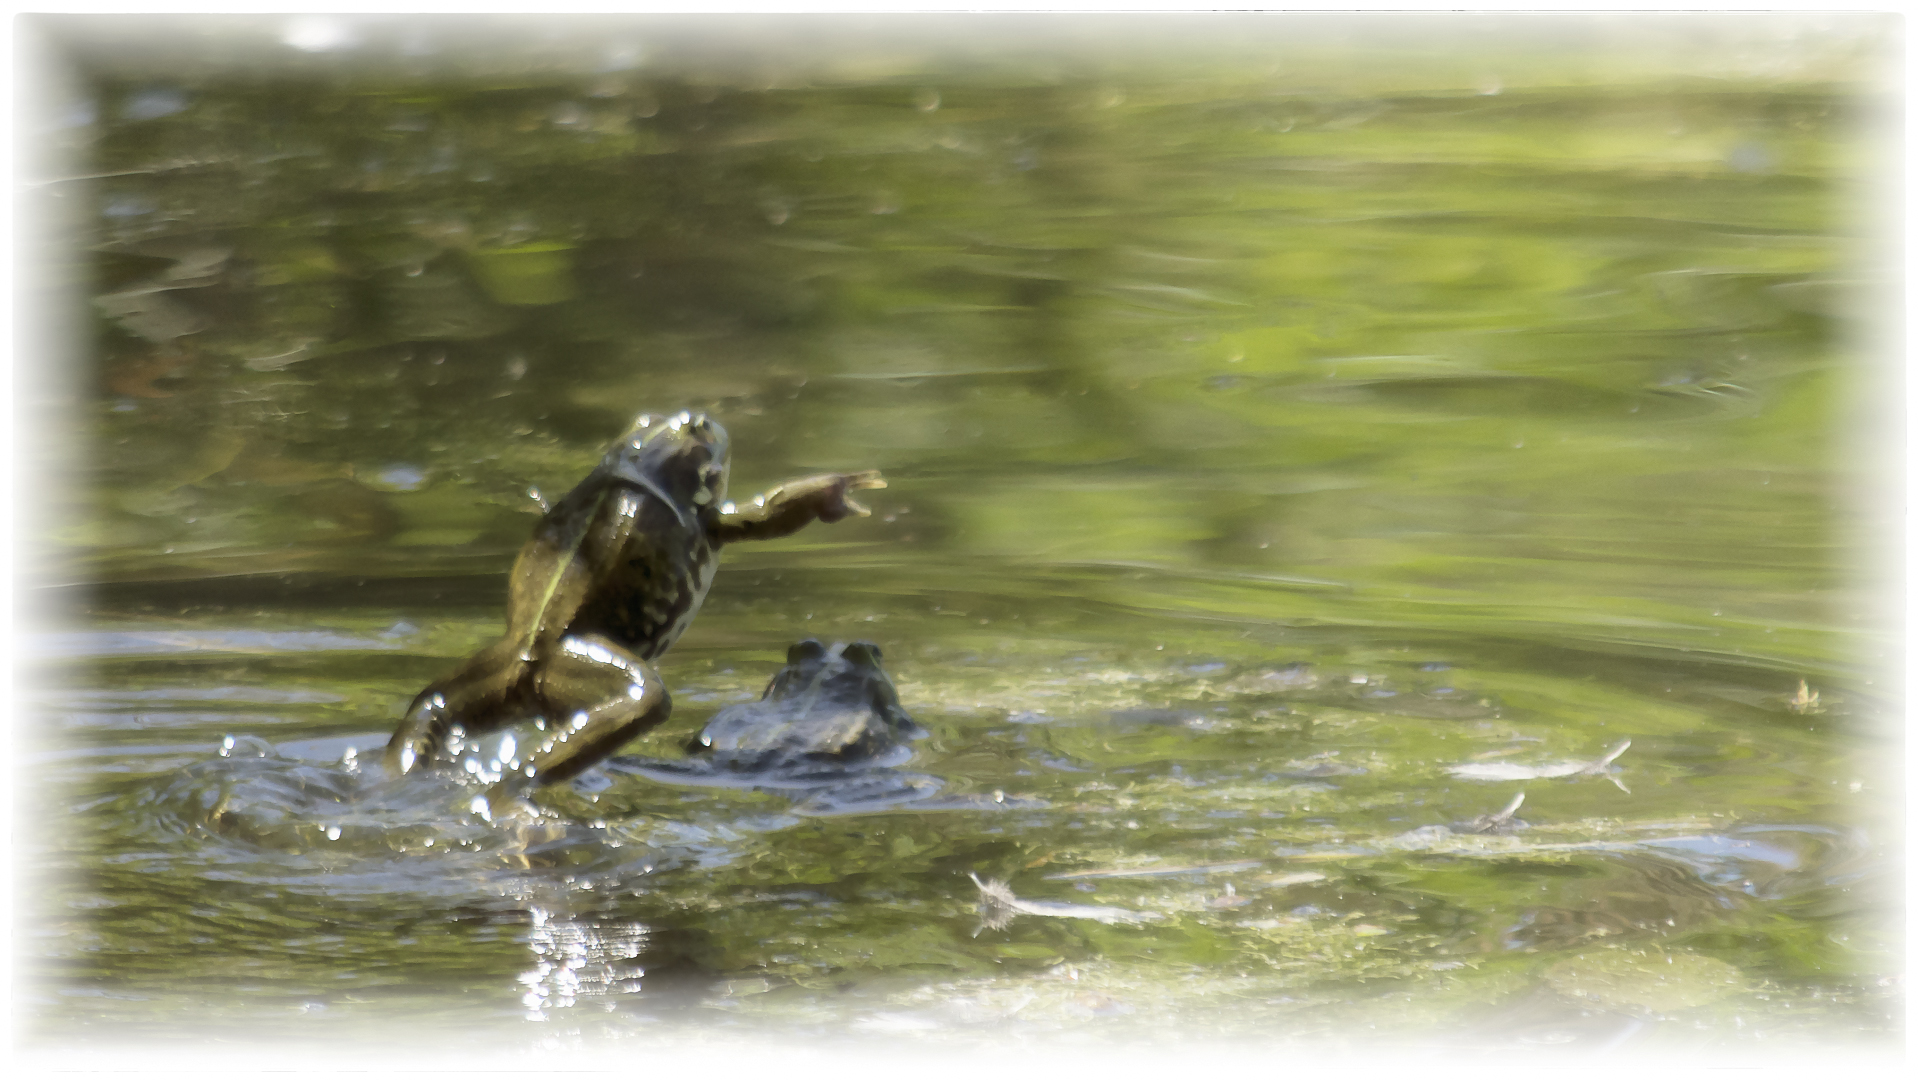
[508,633,672,793]
[384,690,451,777]
[384,642,526,776]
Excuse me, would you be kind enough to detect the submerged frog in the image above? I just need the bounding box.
[383,410,884,806]
[688,639,928,775]
[610,638,942,813]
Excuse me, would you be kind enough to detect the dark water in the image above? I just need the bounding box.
[21,15,1901,1056]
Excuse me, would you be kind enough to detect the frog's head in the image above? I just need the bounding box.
[769,639,907,715]
[776,639,887,677]
[604,410,730,522]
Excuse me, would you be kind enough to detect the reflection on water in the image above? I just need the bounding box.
[25,12,1897,1056]
[519,909,650,1018]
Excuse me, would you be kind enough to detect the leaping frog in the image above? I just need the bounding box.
[383,410,884,808]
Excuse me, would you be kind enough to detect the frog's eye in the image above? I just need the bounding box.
[628,413,658,448]
[787,639,828,664]
[841,642,883,667]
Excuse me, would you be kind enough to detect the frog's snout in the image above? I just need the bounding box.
[670,410,720,437]
[625,410,726,448]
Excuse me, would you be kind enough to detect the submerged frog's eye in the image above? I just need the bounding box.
[787,639,829,664]
[842,642,882,667]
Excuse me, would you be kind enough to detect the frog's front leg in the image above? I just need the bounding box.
[484,633,672,806]
[710,470,885,545]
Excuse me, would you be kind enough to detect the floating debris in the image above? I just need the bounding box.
[1462,791,1527,834]
[1787,679,1824,715]
[970,873,1162,932]
[1206,882,1253,909]
[1045,859,1263,881]
[1447,739,1631,792]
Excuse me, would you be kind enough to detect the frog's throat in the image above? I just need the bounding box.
[621,474,690,528]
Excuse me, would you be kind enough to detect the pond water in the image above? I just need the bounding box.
[19,14,1901,1059]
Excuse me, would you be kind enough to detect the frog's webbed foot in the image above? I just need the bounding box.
[711,470,885,545]
[818,469,887,520]
[509,633,673,792]
[384,689,451,777]
[477,783,545,825]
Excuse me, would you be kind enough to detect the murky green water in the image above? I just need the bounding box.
[22,15,1900,1056]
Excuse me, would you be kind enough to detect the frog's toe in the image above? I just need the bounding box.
[846,473,892,514]
[478,780,541,823]
[841,471,887,517]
